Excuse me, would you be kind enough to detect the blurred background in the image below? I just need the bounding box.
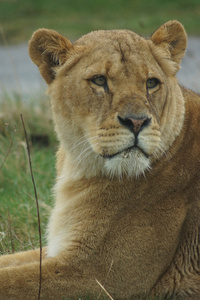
[1,0,200,44]
[1,0,200,96]
[1,0,200,254]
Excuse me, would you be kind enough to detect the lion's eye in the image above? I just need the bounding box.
[146,78,160,89]
[91,75,107,86]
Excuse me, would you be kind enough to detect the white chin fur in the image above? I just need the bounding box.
[104,149,151,178]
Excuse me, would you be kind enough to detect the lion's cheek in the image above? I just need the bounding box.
[138,131,162,159]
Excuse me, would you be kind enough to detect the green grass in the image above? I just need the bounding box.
[1,0,200,44]
[0,94,56,254]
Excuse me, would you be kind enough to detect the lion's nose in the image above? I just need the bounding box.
[118,115,151,135]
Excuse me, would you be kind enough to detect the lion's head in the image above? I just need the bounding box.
[29,20,187,178]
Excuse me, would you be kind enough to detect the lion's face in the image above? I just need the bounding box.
[29,21,187,178]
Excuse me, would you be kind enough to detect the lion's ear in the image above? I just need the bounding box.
[29,29,73,84]
[151,20,187,65]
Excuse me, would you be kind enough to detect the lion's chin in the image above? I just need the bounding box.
[104,148,151,178]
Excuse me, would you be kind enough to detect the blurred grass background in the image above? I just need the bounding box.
[0,0,200,255]
[0,95,56,253]
[0,0,200,45]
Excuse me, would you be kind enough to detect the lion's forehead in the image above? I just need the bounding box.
[76,29,144,47]
[73,32,157,80]
[76,29,151,63]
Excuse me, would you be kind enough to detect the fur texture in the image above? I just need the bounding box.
[0,20,200,300]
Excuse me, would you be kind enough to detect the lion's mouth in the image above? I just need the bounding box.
[102,146,149,160]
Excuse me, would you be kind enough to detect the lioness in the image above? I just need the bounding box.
[0,20,200,300]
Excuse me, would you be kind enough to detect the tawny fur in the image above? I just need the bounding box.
[0,20,200,300]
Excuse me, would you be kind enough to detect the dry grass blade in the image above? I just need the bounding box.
[97,260,114,300]
[0,135,13,170]
[7,209,15,254]
[95,279,114,300]
[20,114,42,300]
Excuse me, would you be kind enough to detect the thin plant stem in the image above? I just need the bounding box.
[7,209,15,254]
[20,114,42,300]
[0,135,13,170]
[96,279,114,300]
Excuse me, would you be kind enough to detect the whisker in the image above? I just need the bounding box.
[69,128,99,151]
[70,138,100,164]
[69,133,92,152]
[77,142,100,164]
[75,145,93,163]
[158,140,172,160]
[79,149,95,165]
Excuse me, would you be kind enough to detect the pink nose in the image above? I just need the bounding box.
[128,118,148,134]
[118,116,151,135]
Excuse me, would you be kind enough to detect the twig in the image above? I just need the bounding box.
[20,114,42,300]
[96,279,114,300]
